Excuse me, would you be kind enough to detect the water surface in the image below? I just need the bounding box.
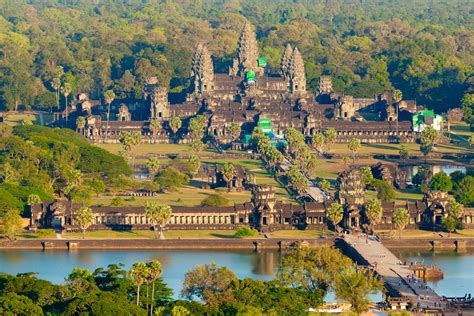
[0,248,472,299]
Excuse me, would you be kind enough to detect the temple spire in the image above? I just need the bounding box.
[236,22,259,76]
[288,47,306,95]
[191,43,214,94]
[280,43,293,78]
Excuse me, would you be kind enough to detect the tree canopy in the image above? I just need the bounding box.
[0,1,471,113]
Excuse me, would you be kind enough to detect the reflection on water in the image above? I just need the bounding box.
[402,165,466,181]
[0,248,472,299]
[392,248,474,298]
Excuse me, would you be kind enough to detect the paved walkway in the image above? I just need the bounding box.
[343,234,445,311]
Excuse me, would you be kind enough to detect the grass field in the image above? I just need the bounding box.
[61,229,330,240]
[92,185,252,207]
[2,113,54,126]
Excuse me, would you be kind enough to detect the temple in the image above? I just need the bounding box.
[30,180,473,233]
[66,22,422,146]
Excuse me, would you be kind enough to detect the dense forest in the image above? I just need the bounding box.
[0,0,472,113]
[0,124,130,216]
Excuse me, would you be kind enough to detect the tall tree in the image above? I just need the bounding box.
[393,208,410,238]
[326,202,344,230]
[149,119,162,143]
[76,207,93,239]
[221,162,235,192]
[61,83,72,124]
[146,157,160,176]
[311,133,326,155]
[129,262,148,306]
[347,138,361,163]
[228,122,241,141]
[3,209,23,240]
[364,199,383,231]
[104,90,116,141]
[147,260,163,315]
[145,202,172,239]
[323,128,337,152]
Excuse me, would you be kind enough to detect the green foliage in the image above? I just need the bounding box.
[326,202,344,228]
[393,208,410,238]
[413,165,433,185]
[154,167,190,191]
[375,180,396,202]
[2,209,23,240]
[76,207,93,239]
[364,199,383,229]
[286,165,309,195]
[442,215,460,233]
[430,172,453,191]
[0,1,471,113]
[347,138,361,163]
[234,226,258,237]
[110,197,125,207]
[334,268,383,314]
[145,202,172,239]
[453,176,474,207]
[461,93,474,126]
[200,194,230,207]
[181,262,237,307]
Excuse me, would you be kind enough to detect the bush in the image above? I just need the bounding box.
[200,194,230,207]
[110,197,125,207]
[234,227,258,238]
[430,172,453,191]
[154,167,190,191]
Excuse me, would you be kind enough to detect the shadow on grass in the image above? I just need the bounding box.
[210,233,237,239]
[20,234,40,239]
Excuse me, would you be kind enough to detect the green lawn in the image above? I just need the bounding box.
[327,142,472,156]
[450,121,472,138]
[98,143,220,157]
[61,229,331,240]
[2,113,54,126]
[62,229,239,239]
[92,185,252,207]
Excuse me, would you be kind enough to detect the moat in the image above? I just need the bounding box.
[0,248,472,300]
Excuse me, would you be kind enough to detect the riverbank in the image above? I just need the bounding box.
[1,236,474,250]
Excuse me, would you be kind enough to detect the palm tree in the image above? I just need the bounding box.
[129,262,147,306]
[104,90,116,141]
[149,119,161,143]
[146,157,160,176]
[76,116,86,134]
[51,77,61,113]
[147,260,162,315]
[169,117,182,141]
[61,83,72,125]
[145,202,172,239]
[326,202,344,231]
[221,162,235,192]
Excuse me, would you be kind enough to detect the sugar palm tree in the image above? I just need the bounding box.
[147,260,162,315]
[76,116,86,134]
[129,262,148,306]
[146,157,160,176]
[61,83,72,125]
[104,90,116,141]
[145,202,172,239]
[149,119,161,143]
[51,77,61,113]
[221,162,235,192]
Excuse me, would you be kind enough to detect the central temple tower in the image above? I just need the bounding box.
[229,23,260,77]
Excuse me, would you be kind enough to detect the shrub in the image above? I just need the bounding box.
[154,167,190,191]
[200,194,230,207]
[110,197,125,207]
[234,227,258,238]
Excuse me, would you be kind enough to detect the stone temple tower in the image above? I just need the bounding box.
[191,43,214,95]
[280,43,293,79]
[230,22,259,77]
[143,77,170,120]
[287,47,307,95]
[318,76,333,94]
